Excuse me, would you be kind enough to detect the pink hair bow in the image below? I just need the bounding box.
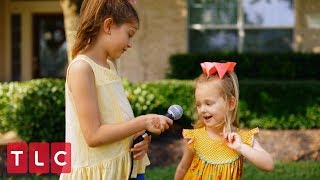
[200,62,236,79]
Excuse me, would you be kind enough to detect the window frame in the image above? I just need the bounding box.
[188,0,294,52]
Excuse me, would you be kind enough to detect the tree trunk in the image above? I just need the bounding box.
[60,0,82,63]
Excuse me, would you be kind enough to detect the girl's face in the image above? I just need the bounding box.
[105,22,138,59]
[195,80,228,129]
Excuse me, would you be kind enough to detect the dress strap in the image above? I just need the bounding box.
[249,127,259,135]
[66,55,93,79]
[238,127,259,147]
[106,59,117,71]
[182,129,195,149]
[182,129,194,139]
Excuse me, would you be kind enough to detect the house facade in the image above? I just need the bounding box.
[0,0,319,82]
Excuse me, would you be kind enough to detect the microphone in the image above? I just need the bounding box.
[133,104,183,145]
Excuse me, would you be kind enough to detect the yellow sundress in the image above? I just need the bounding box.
[60,55,149,180]
[182,127,259,180]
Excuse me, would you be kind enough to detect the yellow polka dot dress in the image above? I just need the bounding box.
[182,127,259,180]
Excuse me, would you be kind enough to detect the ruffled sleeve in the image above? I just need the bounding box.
[182,129,195,149]
[239,127,259,147]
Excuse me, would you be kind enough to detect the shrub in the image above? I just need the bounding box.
[0,79,65,142]
[0,82,22,132]
[126,80,196,128]
[1,79,319,143]
[127,80,320,129]
[167,52,320,80]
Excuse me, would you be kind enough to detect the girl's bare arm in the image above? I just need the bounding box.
[68,60,172,147]
[174,141,195,180]
[225,132,274,172]
[238,139,274,171]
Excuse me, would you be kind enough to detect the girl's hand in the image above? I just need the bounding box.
[145,114,173,134]
[224,132,243,152]
[131,132,151,160]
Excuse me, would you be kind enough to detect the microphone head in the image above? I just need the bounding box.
[167,104,183,120]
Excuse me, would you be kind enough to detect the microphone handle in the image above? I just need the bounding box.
[132,112,173,145]
[133,131,151,145]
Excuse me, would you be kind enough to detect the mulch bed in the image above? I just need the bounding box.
[147,128,320,167]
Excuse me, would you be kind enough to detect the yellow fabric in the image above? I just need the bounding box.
[60,55,150,180]
[182,127,259,180]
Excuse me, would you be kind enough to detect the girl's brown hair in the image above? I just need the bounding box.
[193,72,240,133]
[72,0,139,59]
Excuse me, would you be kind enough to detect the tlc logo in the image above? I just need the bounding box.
[7,142,71,174]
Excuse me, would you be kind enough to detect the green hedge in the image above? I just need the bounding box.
[123,79,196,128]
[0,79,65,142]
[126,80,320,129]
[1,79,319,142]
[238,80,320,129]
[167,52,320,80]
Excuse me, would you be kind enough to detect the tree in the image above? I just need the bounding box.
[60,0,82,63]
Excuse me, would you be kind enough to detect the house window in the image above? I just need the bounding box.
[188,0,294,52]
[33,14,67,78]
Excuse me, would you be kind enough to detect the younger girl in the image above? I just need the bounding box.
[174,62,274,180]
[60,0,172,179]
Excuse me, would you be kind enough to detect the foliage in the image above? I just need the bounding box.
[1,78,319,142]
[238,80,320,129]
[0,82,22,132]
[127,80,320,130]
[0,79,65,142]
[125,79,196,128]
[167,52,320,80]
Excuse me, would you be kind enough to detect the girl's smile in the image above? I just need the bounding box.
[195,80,228,129]
[202,115,213,123]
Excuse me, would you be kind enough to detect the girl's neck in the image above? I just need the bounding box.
[205,125,236,139]
[83,46,110,69]
[205,126,224,139]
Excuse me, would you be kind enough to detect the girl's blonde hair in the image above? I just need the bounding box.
[193,71,240,133]
[72,0,139,59]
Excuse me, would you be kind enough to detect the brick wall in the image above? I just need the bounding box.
[295,0,320,53]
[117,0,187,82]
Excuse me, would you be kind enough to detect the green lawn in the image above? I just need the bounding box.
[145,161,320,180]
[6,161,320,180]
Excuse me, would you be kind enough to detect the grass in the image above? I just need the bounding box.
[5,161,320,179]
[145,161,320,180]
[5,175,59,180]
[242,161,320,180]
